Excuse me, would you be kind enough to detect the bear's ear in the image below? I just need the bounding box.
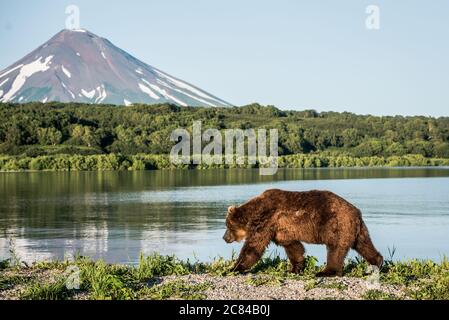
[227,206,237,216]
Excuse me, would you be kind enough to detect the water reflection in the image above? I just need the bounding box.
[1,168,449,264]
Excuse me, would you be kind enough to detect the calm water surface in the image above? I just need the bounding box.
[1,168,449,264]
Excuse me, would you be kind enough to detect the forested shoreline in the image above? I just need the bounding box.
[1,153,448,172]
[1,102,448,171]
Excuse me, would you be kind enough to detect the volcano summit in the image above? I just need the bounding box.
[0,29,231,107]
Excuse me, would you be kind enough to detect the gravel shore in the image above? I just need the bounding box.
[0,267,406,300]
[4,254,446,300]
[158,274,406,300]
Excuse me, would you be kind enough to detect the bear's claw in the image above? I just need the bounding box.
[316,270,341,277]
[290,264,305,274]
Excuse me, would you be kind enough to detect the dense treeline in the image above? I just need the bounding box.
[1,102,449,161]
[1,153,448,172]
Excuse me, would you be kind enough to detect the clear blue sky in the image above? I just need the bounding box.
[1,0,448,116]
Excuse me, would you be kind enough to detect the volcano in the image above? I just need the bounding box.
[0,29,232,107]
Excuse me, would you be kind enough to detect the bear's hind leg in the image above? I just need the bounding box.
[317,245,349,277]
[353,222,383,268]
[284,242,305,274]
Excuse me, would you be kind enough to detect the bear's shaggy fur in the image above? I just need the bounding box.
[223,189,383,276]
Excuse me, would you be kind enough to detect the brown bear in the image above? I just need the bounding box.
[223,189,383,276]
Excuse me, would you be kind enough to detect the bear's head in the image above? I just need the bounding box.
[223,205,247,243]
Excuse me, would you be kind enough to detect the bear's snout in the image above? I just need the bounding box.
[223,229,234,243]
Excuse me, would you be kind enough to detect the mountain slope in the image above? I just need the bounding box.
[0,29,232,107]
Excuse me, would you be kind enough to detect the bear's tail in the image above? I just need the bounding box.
[354,219,383,268]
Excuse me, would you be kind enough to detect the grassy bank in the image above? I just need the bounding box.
[1,153,448,172]
[1,254,448,300]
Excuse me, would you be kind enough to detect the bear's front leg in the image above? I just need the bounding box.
[283,242,305,274]
[233,237,269,273]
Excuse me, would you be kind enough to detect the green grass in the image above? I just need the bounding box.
[250,254,319,279]
[21,278,73,300]
[246,274,284,287]
[0,274,34,290]
[381,258,447,286]
[2,253,449,300]
[142,280,213,300]
[199,256,237,276]
[134,253,190,280]
[0,259,10,270]
[304,279,318,291]
[363,289,400,300]
[408,275,449,300]
[317,281,348,291]
[76,259,136,300]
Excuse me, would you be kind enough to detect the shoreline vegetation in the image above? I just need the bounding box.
[1,102,449,172]
[1,253,448,300]
[1,153,449,172]
[1,105,448,300]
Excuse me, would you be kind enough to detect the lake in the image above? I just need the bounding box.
[1,168,449,265]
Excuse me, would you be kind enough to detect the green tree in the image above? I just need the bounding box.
[37,127,63,145]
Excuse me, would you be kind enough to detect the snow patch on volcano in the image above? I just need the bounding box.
[138,83,160,100]
[61,65,71,78]
[1,56,53,102]
[81,89,96,99]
